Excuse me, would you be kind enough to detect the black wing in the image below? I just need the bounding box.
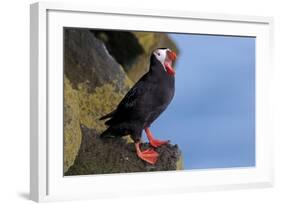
[101,73,150,125]
[118,78,147,110]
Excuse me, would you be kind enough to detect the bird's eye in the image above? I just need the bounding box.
[157,53,160,56]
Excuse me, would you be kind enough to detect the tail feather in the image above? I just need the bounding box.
[99,110,116,120]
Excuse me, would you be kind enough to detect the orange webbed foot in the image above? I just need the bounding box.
[135,143,159,165]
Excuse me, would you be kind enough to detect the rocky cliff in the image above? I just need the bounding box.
[63,28,183,174]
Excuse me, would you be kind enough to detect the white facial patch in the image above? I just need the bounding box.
[153,49,168,70]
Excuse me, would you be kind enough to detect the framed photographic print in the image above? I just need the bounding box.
[30,2,274,202]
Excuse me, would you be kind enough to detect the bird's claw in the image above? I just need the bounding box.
[137,148,159,165]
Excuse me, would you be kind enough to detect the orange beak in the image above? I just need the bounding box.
[164,50,177,76]
[167,50,177,61]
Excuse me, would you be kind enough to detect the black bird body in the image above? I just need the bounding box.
[100,54,175,142]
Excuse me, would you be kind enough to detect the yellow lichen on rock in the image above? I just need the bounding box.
[133,32,156,53]
[77,82,125,133]
[64,76,82,173]
[64,74,132,173]
[76,64,133,133]
[63,77,131,173]
[176,155,184,170]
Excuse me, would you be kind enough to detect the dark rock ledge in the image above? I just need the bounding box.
[65,125,184,176]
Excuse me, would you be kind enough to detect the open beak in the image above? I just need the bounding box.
[164,50,177,76]
[167,50,177,61]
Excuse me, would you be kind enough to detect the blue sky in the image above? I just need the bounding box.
[145,33,256,170]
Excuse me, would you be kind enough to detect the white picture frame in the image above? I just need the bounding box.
[30,1,274,202]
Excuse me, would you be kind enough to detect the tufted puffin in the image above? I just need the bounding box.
[100,48,177,165]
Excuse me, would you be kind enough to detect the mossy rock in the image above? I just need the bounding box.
[63,29,133,173]
[76,81,127,134]
[65,125,184,175]
[64,77,132,173]
[64,77,82,172]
